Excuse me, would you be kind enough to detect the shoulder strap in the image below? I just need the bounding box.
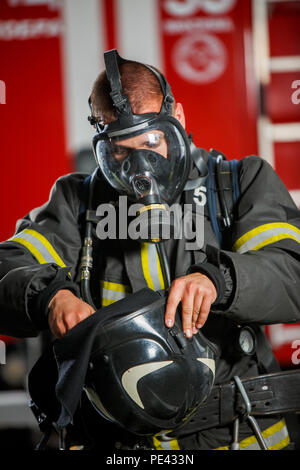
[206,150,240,248]
[78,173,93,241]
[206,153,222,246]
[78,169,100,240]
[229,159,240,206]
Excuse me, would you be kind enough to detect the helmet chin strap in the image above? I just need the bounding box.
[184,142,209,191]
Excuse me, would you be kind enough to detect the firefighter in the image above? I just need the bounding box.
[1,49,300,450]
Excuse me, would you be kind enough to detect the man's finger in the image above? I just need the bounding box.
[165,279,185,327]
[53,319,66,339]
[195,294,214,329]
[63,312,81,332]
[181,287,195,338]
[192,292,203,327]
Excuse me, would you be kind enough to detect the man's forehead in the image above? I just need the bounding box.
[136,100,162,114]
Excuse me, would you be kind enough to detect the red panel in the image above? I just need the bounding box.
[274,142,300,191]
[0,1,72,242]
[266,72,300,123]
[266,1,300,125]
[158,0,258,160]
[0,335,18,344]
[268,1,300,57]
[102,0,118,51]
[265,323,300,368]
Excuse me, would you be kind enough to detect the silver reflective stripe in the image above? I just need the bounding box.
[159,441,173,450]
[141,243,164,291]
[101,288,129,302]
[10,229,65,266]
[233,223,300,254]
[147,244,163,291]
[240,422,289,450]
[153,432,180,451]
[100,281,131,306]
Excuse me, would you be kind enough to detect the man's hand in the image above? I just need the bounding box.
[48,289,95,338]
[165,273,217,337]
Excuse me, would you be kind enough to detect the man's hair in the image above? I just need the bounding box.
[90,61,172,124]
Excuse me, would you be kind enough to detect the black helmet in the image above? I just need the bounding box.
[84,292,218,436]
[28,289,218,441]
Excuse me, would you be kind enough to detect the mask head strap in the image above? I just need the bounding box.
[87,96,104,133]
[88,49,175,132]
[143,64,174,116]
[104,49,132,118]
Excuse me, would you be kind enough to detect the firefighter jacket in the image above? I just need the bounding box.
[0,152,300,449]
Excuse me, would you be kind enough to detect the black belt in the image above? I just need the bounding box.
[177,369,300,437]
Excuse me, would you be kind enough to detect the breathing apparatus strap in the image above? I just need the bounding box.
[143,64,174,115]
[103,49,175,118]
[184,143,208,191]
[184,144,240,248]
[206,150,240,248]
[104,49,131,116]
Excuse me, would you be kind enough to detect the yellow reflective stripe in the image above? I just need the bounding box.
[250,234,300,252]
[141,243,165,291]
[100,280,131,293]
[268,435,290,451]
[100,281,132,306]
[11,237,47,264]
[152,432,180,451]
[141,243,155,290]
[10,228,66,267]
[214,444,229,450]
[153,435,164,450]
[24,229,66,266]
[233,223,300,253]
[214,419,289,450]
[260,418,289,450]
[169,439,180,450]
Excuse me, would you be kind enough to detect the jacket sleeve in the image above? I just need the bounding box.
[0,173,86,338]
[213,155,300,325]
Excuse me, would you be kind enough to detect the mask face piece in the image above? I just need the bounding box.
[93,116,191,206]
[89,49,192,243]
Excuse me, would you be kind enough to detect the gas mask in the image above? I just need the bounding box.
[94,118,190,204]
[89,49,192,243]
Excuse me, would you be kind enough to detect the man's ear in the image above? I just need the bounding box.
[174,102,186,129]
